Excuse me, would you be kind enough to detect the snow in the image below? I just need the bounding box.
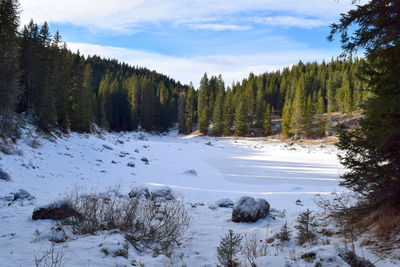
[0,128,398,266]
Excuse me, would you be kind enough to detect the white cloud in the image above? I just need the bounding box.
[68,42,340,87]
[256,16,327,28]
[19,0,360,32]
[188,23,252,31]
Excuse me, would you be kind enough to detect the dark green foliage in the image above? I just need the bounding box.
[274,221,291,242]
[216,230,242,267]
[262,104,272,136]
[0,1,187,134]
[184,85,195,133]
[192,58,366,137]
[212,90,224,136]
[300,252,316,263]
[0,0,20,136]
[295,209,317,246]
[330,0,400,207]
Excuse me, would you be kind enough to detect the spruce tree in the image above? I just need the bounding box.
[262,104,272,136]
[222,91,233,136]
[178,92,186,134]
[0,0,20,136]
[211,90,224,136]
[281,93,293,136]
[330,0,400,206]
[234,97,248,136]
[184,85,195,133]
[198,73,209,134]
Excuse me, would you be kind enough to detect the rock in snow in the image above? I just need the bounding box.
[127,162,135,168]
[215,198,234,208]
[0,168,11,181]
[183,169,198,176]
[128,186,174,201]
[102,144,114,150]
[128,187,151,200]
[209,198,234,209]
[232,196,270,223]
[32,200,81,220]
[12,189,35,202]
[141,157,149,164]
[151,187,174,201]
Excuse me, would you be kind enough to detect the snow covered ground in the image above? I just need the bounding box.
[0,129,397,266]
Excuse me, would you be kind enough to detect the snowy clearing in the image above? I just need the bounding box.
[0,129,397,266]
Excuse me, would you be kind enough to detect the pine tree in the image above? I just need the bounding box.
[281,93,293,136]
[198,73,209,134]
[178,92,186,134]
[127,74,140,130]
[234,97,248,136]
[290,76,307,135]
[304,95,314,136]
[330,0,400,206]
[198,108,208,135]
[211,90,224,136]
[0,0,20,136]
[295,209,317,246]
[222,90,234,136]
[315,90,325,137]
[262,104,272,136]
[184,84,195,133]
[217,230,242,267]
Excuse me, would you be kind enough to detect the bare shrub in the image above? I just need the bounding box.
[124,198,190,255]
[241,232,268,267]
[62,187,190,255]
[34,242,66,267]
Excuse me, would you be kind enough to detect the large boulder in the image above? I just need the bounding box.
[232,196,270,223]
[32,200,81,220]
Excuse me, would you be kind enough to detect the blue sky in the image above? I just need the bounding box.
[19,0,360,87]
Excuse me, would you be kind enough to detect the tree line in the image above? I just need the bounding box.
[178,58,368,137]
[0,0,187,137]
[1,0,368,139]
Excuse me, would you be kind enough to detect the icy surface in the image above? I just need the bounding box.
[0,129,397,266]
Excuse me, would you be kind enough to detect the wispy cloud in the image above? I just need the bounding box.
[68,42,340,87]
[19,0,360,33]
[255,16,327,28]
[188,23,252,31]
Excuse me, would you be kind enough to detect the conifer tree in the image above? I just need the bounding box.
[281,94,293,136]
[315,90,325,137]
[178,92,186,133]
[0,0,20,136]
[234,97,248,136]
[290,76,307,135]
[212,90,224,136]
[262,104,272,136]
[222,91,233,136]
[184,84,195,133]
[330,0,400,206]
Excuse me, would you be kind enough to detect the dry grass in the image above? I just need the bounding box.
[317,194,400,256]
[359,204,400,254]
